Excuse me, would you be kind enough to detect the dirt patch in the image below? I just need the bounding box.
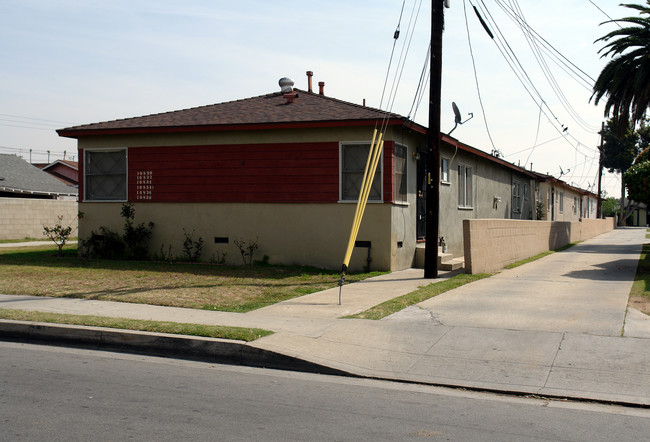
[629,296,650,315]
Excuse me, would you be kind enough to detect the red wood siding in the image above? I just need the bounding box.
[78,150,84,201]
[383,141,395,203]
[127,143,341,203]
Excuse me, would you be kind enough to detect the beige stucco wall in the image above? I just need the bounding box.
[78,201,417,271]
[0,198,78,240]
[463,217,616,274]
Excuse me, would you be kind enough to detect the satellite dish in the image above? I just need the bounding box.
[447,102,473,135]
[452,102,462,124]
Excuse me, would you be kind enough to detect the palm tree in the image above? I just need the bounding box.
[591,2,650,134]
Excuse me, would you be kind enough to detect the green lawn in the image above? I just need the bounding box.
[0,245,383,312]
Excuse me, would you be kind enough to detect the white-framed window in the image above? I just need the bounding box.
[441,157,450,183]
[458,164,473,208]
[340,142,382,202]
[394,144,407,203]
[512,181,522,213]
[559,191,564,213]
[84,149,127,201]
[573,196,578,215]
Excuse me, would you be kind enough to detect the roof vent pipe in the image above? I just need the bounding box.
[306,71,313,93]
[318,81,325,95]
[279,77,294,93]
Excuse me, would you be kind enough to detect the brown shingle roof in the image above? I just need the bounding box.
[58,90,422,137]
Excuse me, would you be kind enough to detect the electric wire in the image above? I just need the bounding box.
[588,0,623,28]
[470,0,599,162]
[523,103,543,168]
[494,0,596,89]
[500,0,600,133]
[407,42,431,121]
[463,0,498,152]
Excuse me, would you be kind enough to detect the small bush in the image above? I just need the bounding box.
[83,227,126,259]
[234,237,259,266]
[182,229,204,262]
[43,215,74,257]
[121,203,154,260]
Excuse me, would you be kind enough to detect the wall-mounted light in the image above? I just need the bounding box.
[412,152,421,160]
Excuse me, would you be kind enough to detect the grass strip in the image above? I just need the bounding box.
[344,273,492,320]
[0,238,44,244]
[504,242,578,269]
[0,308,273,342]
[629,243,649,306]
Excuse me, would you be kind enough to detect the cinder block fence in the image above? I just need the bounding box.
[0,198,78,240]
[463,218,616,274]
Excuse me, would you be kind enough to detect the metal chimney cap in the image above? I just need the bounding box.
[279,77,294,93]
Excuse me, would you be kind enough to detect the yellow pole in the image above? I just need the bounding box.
[343,133,383,268]
[342,130,378,267]
[339,131,386,304]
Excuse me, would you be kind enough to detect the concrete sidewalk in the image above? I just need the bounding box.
[1,228,649,406]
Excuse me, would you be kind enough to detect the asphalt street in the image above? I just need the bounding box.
[2,341,649,441]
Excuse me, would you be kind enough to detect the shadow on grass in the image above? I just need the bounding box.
[0,246,377,282]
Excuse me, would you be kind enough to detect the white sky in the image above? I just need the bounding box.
[0,0,628,197]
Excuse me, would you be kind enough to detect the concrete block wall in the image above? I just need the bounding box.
[0,198,78,240]
[463,217,615,274]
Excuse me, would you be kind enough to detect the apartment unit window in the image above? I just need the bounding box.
[340,143,381,201]
[559,191,564,213]
[573,196,578,215]
[524,183,529,201]
[394,144,407,203]
[512,181,522,213]
[441,157,450,183]
[458,164,473,208]
[84,149,127,201]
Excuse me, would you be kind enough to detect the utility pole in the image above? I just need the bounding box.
[597,122,604,218]
[424,0,445,279]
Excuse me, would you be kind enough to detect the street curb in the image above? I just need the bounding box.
[3,320,649,409]
[0,320,353,377]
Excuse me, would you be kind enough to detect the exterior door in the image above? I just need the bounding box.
[416,153,427,240]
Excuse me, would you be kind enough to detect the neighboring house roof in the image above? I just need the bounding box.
[34,160,79,187]
[532,171,597,197]
[442,134,538,179]
[0,154,78,197]
[57,89,427,138]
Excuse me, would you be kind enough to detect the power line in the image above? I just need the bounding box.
[587,0,623,28]
[502,0,599,133]
[0,113,74,125]
[468,0,599,161]
[463,0,498,152]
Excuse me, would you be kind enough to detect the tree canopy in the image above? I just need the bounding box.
[624,161,650,204]
[600,119,645,173]
[592,2,650,134]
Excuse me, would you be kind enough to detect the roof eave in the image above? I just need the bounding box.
[57,118,410,139]
[0,186,77,197]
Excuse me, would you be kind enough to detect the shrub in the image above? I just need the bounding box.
[234,237,259,266]
[83,227,126,259]
[182,229,204,262]
[43,215,74,257]
[121,203,154,260]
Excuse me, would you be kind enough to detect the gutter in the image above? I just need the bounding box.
[0,186,78,198]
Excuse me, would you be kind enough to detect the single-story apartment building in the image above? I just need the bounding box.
[58,75,599,271]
